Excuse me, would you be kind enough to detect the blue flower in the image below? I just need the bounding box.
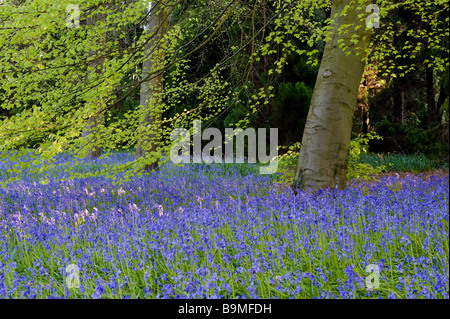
[91,284,104,299]
[401,236,411,246]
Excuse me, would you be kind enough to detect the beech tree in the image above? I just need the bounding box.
[292,0,372,191]
[0,0,447,186]
[292,0,449,191]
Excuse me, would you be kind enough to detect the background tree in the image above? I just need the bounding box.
[135,1,170,172]
[81,3,107,159]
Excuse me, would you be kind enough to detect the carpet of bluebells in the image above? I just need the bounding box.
[0,152,448,299]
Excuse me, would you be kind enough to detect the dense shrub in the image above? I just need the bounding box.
[370,119,449,161]
[269,82,312,146]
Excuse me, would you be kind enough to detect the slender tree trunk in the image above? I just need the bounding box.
[360,66,377,134]
[426,66,437,128]
[436,66,449,114]
[436,66,449,146]
[82,114,103,158]
[292,0,371,191]
[424,22,439,129]
[393,77,404,124]
[82,7,106,159]
[358,72,370,134]
[135,2,169,172]
[362,107,369,134]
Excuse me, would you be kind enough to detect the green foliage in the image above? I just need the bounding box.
[267,132,448,185]
[358,152,448,173]
[269,82,312,145]
[347,132,388,181]
[372,119,449,160]
[190,161,260,179]
[369,0,449,78]
[274,142,302,184]
[223,89,253,129]
[0,0,448,182]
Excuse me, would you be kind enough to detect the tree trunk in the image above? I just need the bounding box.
[82,114,103,158]
[292,0,372,191]
[426,65,437,128]
[135,2,169,172]
[82,7,106,159]
[393,78,404,124]
[436,66,449,114]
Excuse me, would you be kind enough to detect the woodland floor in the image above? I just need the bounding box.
[275,168,450,192]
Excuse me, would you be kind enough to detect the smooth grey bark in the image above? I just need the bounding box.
[292,0,372,191]
[135,2,169,172]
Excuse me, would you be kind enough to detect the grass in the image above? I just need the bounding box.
[357,153,449,173]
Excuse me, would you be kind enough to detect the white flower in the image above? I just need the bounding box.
[128,203,140,213]
[84,188,95,196]
[154,204,164,217]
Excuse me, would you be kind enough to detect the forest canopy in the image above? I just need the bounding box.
[0,0,448,188]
